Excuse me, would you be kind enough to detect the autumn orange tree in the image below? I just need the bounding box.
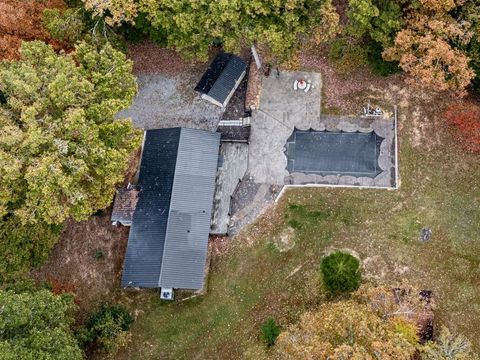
[444,103,480,153]
[346,0,477,92]
[276,284,425,359]
[0,0,66,60]
[383,5,475,93]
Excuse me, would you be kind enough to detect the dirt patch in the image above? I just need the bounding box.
[363,255,390,281]
[273,227,296,252]
[127,40,206,75]
[209,235,231,257]
[31,209,129,318]
[246,63,261,109]
[299,47,403,113]
[31,151,141,317]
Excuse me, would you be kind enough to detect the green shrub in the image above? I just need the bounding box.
[261,318,280,347]
[366,41,400,76]
[393,318,419,345]
[328,38,368,75]
[121,12,168,45]
[287,219,302,229]
[79,305,133,351]
[320,251,361,294]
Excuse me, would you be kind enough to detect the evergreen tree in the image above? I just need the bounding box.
[0,41,141,279]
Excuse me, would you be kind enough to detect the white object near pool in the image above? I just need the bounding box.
[293,79,311,92]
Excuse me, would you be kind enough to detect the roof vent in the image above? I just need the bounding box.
[160,287,174,301]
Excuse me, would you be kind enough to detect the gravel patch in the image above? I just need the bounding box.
[118,73,223,130]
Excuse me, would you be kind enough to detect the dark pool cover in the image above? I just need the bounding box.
[285,129,384,177]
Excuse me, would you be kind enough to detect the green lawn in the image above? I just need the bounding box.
[117,99,480,359]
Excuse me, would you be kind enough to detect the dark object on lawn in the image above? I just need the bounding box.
[0,91,6,104]
[94,250,105,260]
[419,289,432,302]
[194,52,247,108]
[320,251,361,294]
[261,318,280,347]
[420,228,432,242]
[285,129,384,178]
[418,290,434,342]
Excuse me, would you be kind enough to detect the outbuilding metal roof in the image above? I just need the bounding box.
[195,53,247,107]
[121,128,220,289]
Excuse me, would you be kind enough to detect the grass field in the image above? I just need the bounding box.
[117,89,480,359]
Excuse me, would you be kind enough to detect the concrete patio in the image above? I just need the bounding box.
[246,70,396,188]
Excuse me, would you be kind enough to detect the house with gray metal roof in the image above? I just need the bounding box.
[121,128,220,292]
[194,52,247,108]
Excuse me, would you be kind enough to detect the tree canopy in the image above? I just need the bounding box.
[0,41,140,225]
[0,289,83,359]
[0,41,141,279]
[383,2,474,93]
[81,0,339,61]
[275,299,418,359]
[276,283,475,359]
[346,0,477,93]
[347,0,403,47]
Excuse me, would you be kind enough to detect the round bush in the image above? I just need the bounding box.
[78,304,134,350]
[320,251,361,294]
[261,318,280,347]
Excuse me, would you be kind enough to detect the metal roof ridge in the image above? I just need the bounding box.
[157,128,184,287]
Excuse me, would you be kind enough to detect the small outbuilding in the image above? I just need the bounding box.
[121,128,220,293]
[194,52,247,108]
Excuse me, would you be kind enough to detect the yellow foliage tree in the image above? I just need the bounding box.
[82,0,138,26]
[275,299,418,359]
